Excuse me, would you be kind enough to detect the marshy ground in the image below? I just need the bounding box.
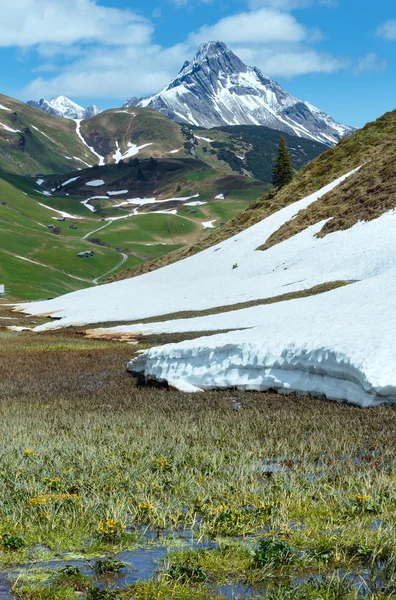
[0,304,395,599]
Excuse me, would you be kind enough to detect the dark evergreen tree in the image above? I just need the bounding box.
[147,157,158,171]
[272,135,294,188]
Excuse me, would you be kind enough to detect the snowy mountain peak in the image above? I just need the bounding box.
[125,41,354,146]
[27,95,102,120]
[195,41,241,65]
[175,41,247,82]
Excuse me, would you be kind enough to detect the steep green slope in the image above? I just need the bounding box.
[41,157,267,209]
[193,125,328,181]
[109,109,396,282]
[0,176,126,300]
[0,93,97,175]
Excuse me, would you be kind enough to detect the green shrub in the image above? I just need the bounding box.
[252,538,294,568]
[86,589,122,600]
[92,558,126,575]
[1,533,26,550]
[166,560,207,582]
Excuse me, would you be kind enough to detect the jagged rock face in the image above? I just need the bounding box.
[124,41,353,146]
[27,96,102,120]
[123,96,140,108]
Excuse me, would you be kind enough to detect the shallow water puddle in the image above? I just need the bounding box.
[0,570,12,600]
[0,531,221,596]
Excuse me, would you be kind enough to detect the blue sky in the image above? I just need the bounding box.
[0,0,395,128]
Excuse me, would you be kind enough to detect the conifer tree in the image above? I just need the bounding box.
[272,135,294,188]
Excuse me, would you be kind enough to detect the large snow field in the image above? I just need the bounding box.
[17,167,396,405]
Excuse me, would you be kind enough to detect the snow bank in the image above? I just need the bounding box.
[107,190,128,196]
[114,194,200,208]
[128,270,396,407]
[195,136,214,143]
[0,104,10,111]
[202,220,216,228]
[86,180,105,187]
[62,177,79,186]
[113,141,153,163]
[31,126,55,143]
[80,197,104,213]
[0,122,20,133]
[37,202,82,219]
[74,119,105,166]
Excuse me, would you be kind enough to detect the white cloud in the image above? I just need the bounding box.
[376,20,396,40]
[248,0,311,8]
[12,2,347,101]
[235,46,346,76]
[189,8,309,44]
[0,0,153,47]
[248,0,337,8]
[355,53,387,74]
[171,0,212,7]
[23,43,191,100]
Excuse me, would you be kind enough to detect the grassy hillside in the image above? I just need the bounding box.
[0,158,269,300]
[110,109,396,282]
[0,175,126,300]
[79,108,190,163]
[0,93,97,174]
[42,157,267,206]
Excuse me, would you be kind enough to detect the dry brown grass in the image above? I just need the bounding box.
[261,146,396,250]
[82,281,349,340]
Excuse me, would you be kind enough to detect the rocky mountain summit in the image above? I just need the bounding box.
[124,42,353,146]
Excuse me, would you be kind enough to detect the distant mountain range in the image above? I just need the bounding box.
[27,42,353,148]
[27,95,101,120]
[124,42,354,146]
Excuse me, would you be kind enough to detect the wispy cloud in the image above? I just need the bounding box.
[189,8,310,44]
[0,0,153,47]
[248,0,337,8]
[355,53,387,74]
[170,0,212,8]
[248,48,346,77]
[376,20,396,40]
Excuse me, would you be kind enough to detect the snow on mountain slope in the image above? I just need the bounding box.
[125,42,353,146]
[27,96,102,120]
[18,169,359,330]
